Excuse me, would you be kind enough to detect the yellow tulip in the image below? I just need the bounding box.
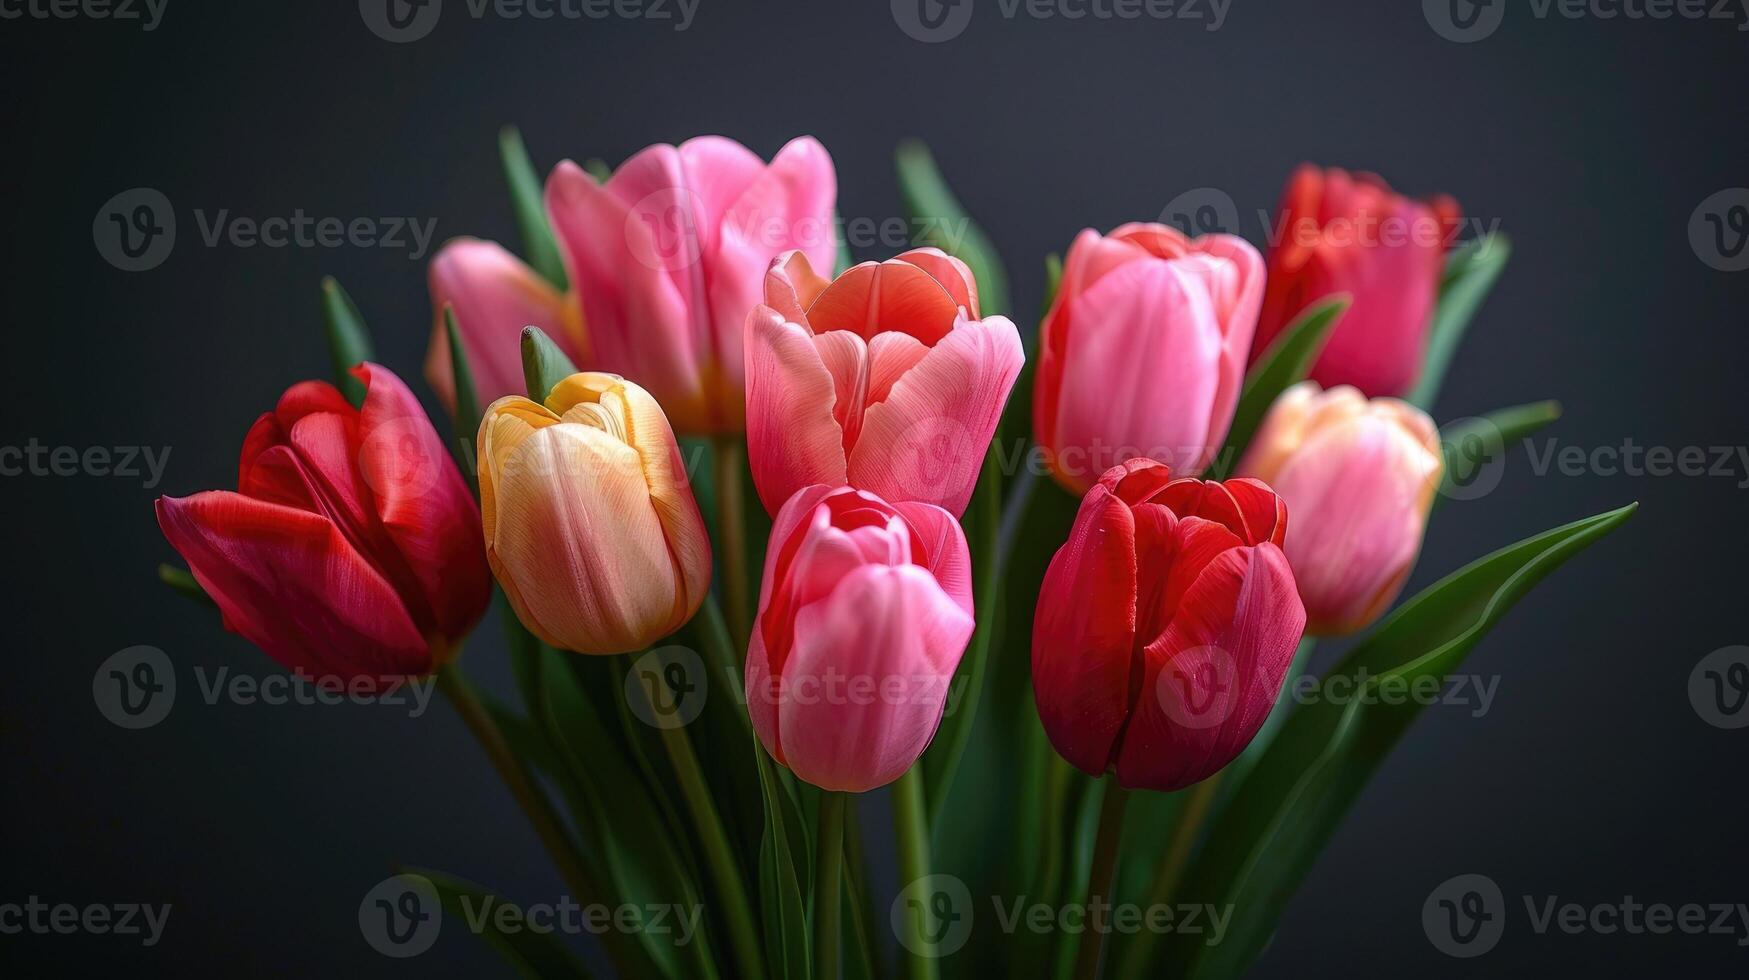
[478,372,710,654]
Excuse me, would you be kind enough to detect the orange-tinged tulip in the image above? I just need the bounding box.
[478,372,711,654]
[1238,382,1443,635]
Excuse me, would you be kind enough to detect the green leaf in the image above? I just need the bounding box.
[405,868,594,979]
[895,139,1010,314]
[522,326,578,403]
[156,563,214,609]
[755,748,811,980]
[320,277,376,407]
[500,126,569,291]
[1438,400,1561,505]
[1212,295,1349,476]
[584,158,613,184]
[1155,502,1637,979]
[1407,233,1512,411]
[834,208,854,275]
[444,306,483,494]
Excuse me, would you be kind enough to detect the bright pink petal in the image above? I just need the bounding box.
[892,500,974,619]
[744,309,849,515]
[424,238,576,410]
[896,247,980,318]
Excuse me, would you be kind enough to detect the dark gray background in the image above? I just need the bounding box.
[3,0,1745,975]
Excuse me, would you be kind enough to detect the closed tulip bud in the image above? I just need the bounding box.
[746,485,975,792]
[1032,459,1305,792]
[1238,382,1443,636]
[1034,224,1264,494]
[1252,165,1461,397]
[478,372,711,654]
[424,237,585,412]
[544,135,838,435]
[156,365,491,679]
[745,249,1024,517]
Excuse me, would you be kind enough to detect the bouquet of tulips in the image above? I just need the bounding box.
[152,131,1634,979]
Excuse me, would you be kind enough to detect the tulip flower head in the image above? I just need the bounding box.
[1032,459,1306,792]
[746,485,975,793]
[745,249,1024,517]
[1034,223,1264,495]
[156,364,491,680]
[1239,382,1444,636]
[1251,165,1461,397]
[478,372,711,654]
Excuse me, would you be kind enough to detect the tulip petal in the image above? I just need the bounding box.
[775,563,973,792]
[425,238,579,410]
[156,492,429,679]
[1032,486,1140,777]
[895,247,980,318]
[892,500,974,619]
[849,315,1024,515]
[1114,543,1303,791]
[807,260,960,344]
[745,308,849,515]
[763,250,832,328]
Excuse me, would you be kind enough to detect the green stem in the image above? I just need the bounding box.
[892,767,940,980]
[713,436,752,650]
[634,675,765,980]
[1072,782,1130,980]
[815,792,847,980]
[926,446,1002,817]
[696,593,751,735]
[435,664,625,966]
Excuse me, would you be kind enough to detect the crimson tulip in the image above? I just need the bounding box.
[1252,165,1461,397]
[156,364,491,679]
[745,485,974,792]
[1031,459,1305,791]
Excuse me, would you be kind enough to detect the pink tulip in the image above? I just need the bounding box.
[546,136,837,434]
[1034,223,1264,495]
[425,238,584,413]
[1252,165,1461,397]
[1238,382,1444,635]
[745,485,975,792]
[744,249,1023,517]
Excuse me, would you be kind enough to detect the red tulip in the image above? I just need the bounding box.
[745,248,1023,517]
[746,485,975,792]
[1252,165,1461,397]
[156,364,491,679]
[1031,459,1305,791]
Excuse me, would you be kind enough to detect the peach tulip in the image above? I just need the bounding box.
[1034,223,1264,495]
[477,372,711,654]
[1238,382,1444,635]
[744,249,1023,517]
[745,485,975,792]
